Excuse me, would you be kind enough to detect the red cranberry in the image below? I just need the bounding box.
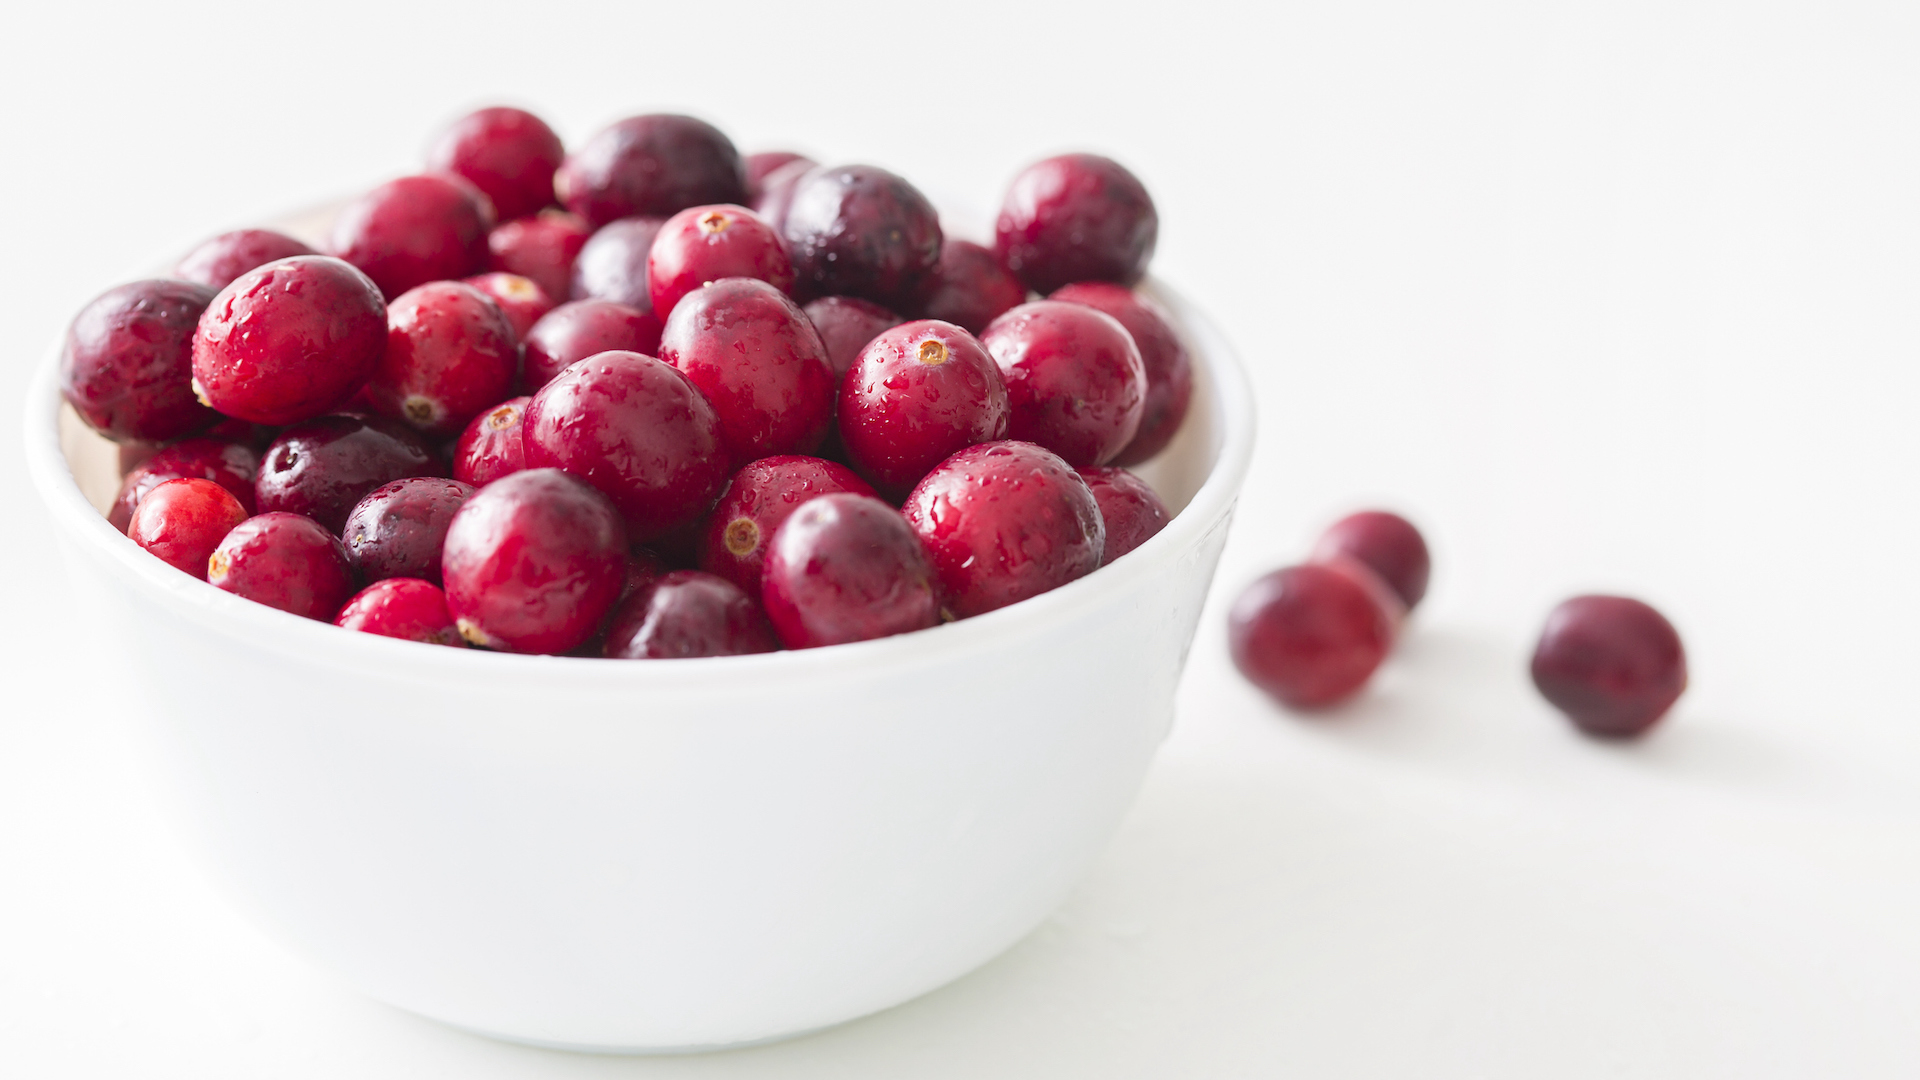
[523,350,728,541]
[1077,466,1169,564]
[602,569,777,659]
[697,455,875,593]
[647,204,794,319]
[441,468,628,653]
[191,255,386,425]
[111,438,260,532]
[341,476,475,584]
[838,320,1010,499]
[782,165,943,310]
[1311,510,1431,612]
[62,279,218,443]
[329,174,493,299]
[762,493,941,648]
[127,477,250,578]
[555,115,747,228]
[461,272,554,342]
[487,209,590,302]
[921,239,1027,333]
[995,154,1157,294]
[256,414,446,533]
[1531,596,1687,738]
[980,300,1146,467]
[1228,564,1395,710]
[901,441,1103,618]
[1050,282,1191,464]
[802,296,903,379]
[751,159,817,233]
[657,277,835,466]
[208,512,357,621]
[370,281,517,437]
[520,298,662,392]
[451,395,530,486]
[335,577,464,646]
[172,229,315,292]
[744,152,814,202]
[569,215,665,312]
[426,106,564,224]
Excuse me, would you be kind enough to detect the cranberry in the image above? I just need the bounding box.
[369,281,517,437]
[341,476,475,584]
[622,546,666,599]
[172,229,315,292]
[995,154,1157,294]
[1228,564,1395,710]
[127,477,250,578]
[110,438,259,532]
[697,455,876,593]
[647,204,794,319]
[762,493,941,648]
[441,468,627,653]
[901,441,1103,618]
[602,570,777,659]
[335,577,464,646]
[1050,282,1191,464]
[657,277,835,466]
[328,174,493,299]
[1530,596,1687,738]
[426,106,564,224]
[838,320,1010,498]
[921,239,1027,333]
[555,115,747,228]
[191,255,386,425]
[782,165,943,310]
[461,272,554,342]
[523,350,728,540]
[802,296,903,379]
[487,209,591,302]
[751,159,816,233]
[256,415,446,533]
[744,152,814,202]
[451,395,530,486]
[569,215,666,312]
[207,512,357,621]
[520,298,662,392]
[1077,466,1169,564]
[1311,510,1431,612]
[979,300,1146,467]
[62,279,218,443]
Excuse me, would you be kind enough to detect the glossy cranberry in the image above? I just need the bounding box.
[207,512,357,621]
[329,174,493,299]
[980,300,1145,467]
[1531,596,1687,738]
[782,165,943,310]
[460,272,554,342]
[369,281,517,437]
[451,395,530,486]
[341,476,475,584]
[426,106,565,224]
[555,115,747,228]
[110,438,259,532]
[838,320,1010,499]
[901,441,1103,618]
[647,204,794,319]
[1077,466,1169,564]
[62,279,218,442]
[172,229,315,291]
[1311,510,1431,612]
[441,468,628,653]
[1050,282,1191,464]
[602,570,777,659]
[751,159,817,232]
[191,255,386,425]
[762,493,941,648]
[520,298,662,392]
[1228,564,1395,710]
[658,277,835,466]
[744,152,814,202]
[802,296,903,379]
[569,215,666,312]
[697,455,876,593]
[921,240,1027,333]
[523,350,728,540]
[334,577,464,646]
[127,477,249,578]
[256,415,446,533]
[996,154,1157,294]
[487,209,590,302]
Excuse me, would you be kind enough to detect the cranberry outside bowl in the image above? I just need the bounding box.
[24,264,1253,1052]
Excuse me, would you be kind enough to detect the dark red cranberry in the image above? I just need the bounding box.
[1311,510,1431,612]
[328,174,493,299]
[996,154,1157,294]
[461,272,554,342]
[127,477,250,578]
[172,229,315,291]
[111,438,259,532]
[62,279,218,442]
[647,204,795,319]
[487,209,590,302]
[980,300,1145,467]
[921,239,1027,333]
[520,298,662,392]
[1050,282,1191,464]
[426,106,565,224]
[602,570,777,659]
[208,512,357,621]
[341,476,475,585]
[191,255,386,425]
[198,415,279,451]
[1228,564,1395,710]
[441,468,627,653]
[451,395,530,486]
[762,493,941,648]
[838,320,1010,499]
[555,115,747,228]
[802,296,903,379]
[255,415,446,533]
[370,281,517,437]
[744,152,815,202]
[569,215,666,312]
[1531,596,1687,738]
[751,159,817,233]
[657,277,835,466]
[523,350,728,541]
[1077,466,1169,564]
[782,165,943,310]
[697,455,875,593]
[901,441,1103,618]
[335,577,464,646]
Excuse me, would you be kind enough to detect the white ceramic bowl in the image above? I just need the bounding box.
[24,271,1253,1052]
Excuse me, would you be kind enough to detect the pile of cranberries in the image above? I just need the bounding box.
[63,108,1191,660]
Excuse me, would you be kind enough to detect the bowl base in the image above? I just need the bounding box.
[442,1016,838,1057]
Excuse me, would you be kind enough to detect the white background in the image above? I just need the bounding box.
[4,0,1919,1075]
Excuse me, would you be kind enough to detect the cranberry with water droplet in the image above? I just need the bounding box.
[762,493,941,648]
[452,395,530,486]
[1228,564,1394,710]
[520,298,662,392]
[427,106,565,224]
[63,279,218,443]
[657,277,835,467]
[647,204,794,319]
[207,512,357,621]
[602,570,778,659]
[172,229,315,292]
[1531,596,1687,738]
[697,455,875,593]
[555,115,747,228]
[1050,282,1191,464]
[921,239,1027,334]
[255,414,446,533]
[782,165,942,310]
[191,255,387,425]
[461,272,554,342]
[370,281,517,437]
[996,154,1157,294]
[335,577,464,646]
[1311,510,1431,612]
[1077,466,1169,564]
[341,476,475,584]
[838,320,1009,499]
[127,477,250,578]
[487,209,590,302]
[111,438,259,532]
[329,174,493,300]
[802,296,903,380]
[980,300,1145,467]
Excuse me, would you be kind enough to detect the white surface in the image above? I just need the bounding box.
[3,0,1918,1075]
